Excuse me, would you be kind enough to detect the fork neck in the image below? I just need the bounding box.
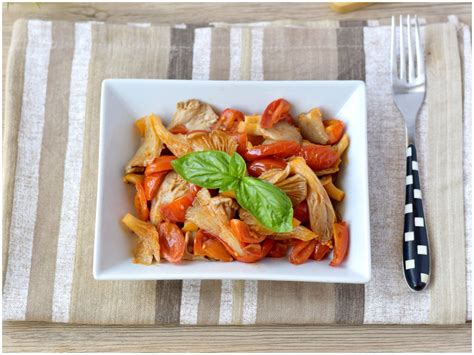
[406,120,417,146]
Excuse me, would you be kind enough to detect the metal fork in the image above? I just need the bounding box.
[391,15,430,291]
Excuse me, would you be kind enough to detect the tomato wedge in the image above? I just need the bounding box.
[160,185,200,223]
[143,172,167,201]
[213,108,245,132]
[230,219,266,244]
[313,242,331,261]
[323,119,345,144]
[134,181,149,221]
[267,241,289,258]
[234,239,275,263]
[158,222,186,263]
[202,238,234,262]
[298,144,339,170]
[145,156,176,176]
[231,132,248,156]
[289,239,317,265]
[293,201,309,224]
[244,140,300,161]
[169,124,188,134]
[261,98,291,128]
[330,221,349,267]
[247,158,287,177]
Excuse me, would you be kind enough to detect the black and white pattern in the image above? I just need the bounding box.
[403,144,430,291]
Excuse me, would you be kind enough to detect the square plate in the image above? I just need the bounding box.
[94,79,371,283]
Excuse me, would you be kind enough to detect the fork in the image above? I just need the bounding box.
[391,15,430,291]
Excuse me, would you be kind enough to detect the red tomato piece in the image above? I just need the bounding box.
[169,124,188,134]
[289,239,317,265]
[247,158,287,177]
[134,182,149,221]
[267,241,289,258]
[231,132,248,156]
[213,108,245,132]
[158,222,186,263]
[313,242,331,261]
[234,239,275,263]
[143,171,167,201]
[298,144,339,170]
[145,156,176,176]
[261,98,291,129]
[159,185,199,223]
[202,238,234,262]
[293,201,309,224]
[330,221,349,267]
[230,219,266,244]
[244,140,300,161]
[323,119,345,144]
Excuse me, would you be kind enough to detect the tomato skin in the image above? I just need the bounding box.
[234,239,275,263]
[247,158,287,177]
[213,108,245,132]
[267,241,289,258]
[323,119,345,144]
[298,144,339,170]
[313,242,331,261]
[145,156,176,176]
[261,98,291,128]
[159,185,199,223]
[194,230,234,261]
[293,201,309,224]
[244,141,301,161]
[144,172,167,201]
[134,182,149,221]
[169,124,188,134]
[289,239,317,265]
[330,221,349,267]
[158,222,186,263]
[231,132,248,156]
[230,219,266,244]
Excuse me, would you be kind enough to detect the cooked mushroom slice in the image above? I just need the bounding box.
[258,164,291,184]
[335,133,349,158]
[239,209,317,241]
[125,115,163,174]
[188,130,238,155]
[186,189,244,256]
[243,115,302,143]
[132,240,154,265]
[288,157,336,244]
[295,108,329,144]
[123,173,144,185]
[150,172,189,225]
[275,174,307,206]
[315,159,341,176]
[122,213,160,262]
[152,114,192,157]
[168,99,219,131]
[182,231,208,261]
[211,195,239,220]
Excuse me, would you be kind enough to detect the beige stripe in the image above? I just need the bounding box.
[425,24,466,324]
[2,20,27,284]
[69,24,170,324]
[239,28,252,81]
[209,28,230,80]
[25,21,75,321]
[197,280,222,325]
[231,280,245,324]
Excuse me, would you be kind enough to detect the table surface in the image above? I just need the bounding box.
[2,2,472,353]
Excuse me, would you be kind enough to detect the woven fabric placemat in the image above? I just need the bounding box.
[2,17,471,325]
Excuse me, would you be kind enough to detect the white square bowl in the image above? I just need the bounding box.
[94,79,371,283]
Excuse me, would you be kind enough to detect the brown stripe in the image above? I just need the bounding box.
[334,25,365,324]
[155,280,182,324]
[25,22,75,321]
[196,280,221,325]
[340,20,367,28]
[209,28,230,80]
[425,24,466,324]
[262,27,338,80]
[3,20,28,285]
[69,24,170,324]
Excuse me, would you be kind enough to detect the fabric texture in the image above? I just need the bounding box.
[2,17,471,325]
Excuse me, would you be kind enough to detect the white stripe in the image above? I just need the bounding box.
[192,28,211,80]
[127,22,151,28]
[414,217,425,227]
[229,27,242,81]
[179,280,201,324]
[242,280,258,324]
[412,161,419,171]
[51,22,92,322]
[250,28,264,81]
[406,175,413,185]
[417,245,428,255]
[420,273,430,283]
[414,189,422,199]
[404,204,413,214]
[218,280,234,324]
[405,259,415,270]
[404,232,415,242]
[407,146,412,157]
[2,20,52,321]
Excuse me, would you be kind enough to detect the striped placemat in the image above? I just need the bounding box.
[2,17,471,324]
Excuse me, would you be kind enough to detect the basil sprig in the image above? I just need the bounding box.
[172,151,293,232]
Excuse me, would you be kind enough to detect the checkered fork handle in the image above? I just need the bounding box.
[403,144,430,291]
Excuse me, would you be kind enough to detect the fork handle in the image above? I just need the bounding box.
[403,144,430,291]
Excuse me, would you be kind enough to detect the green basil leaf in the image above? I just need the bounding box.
[229,152,247,178]
[172,151,237,189]
[236,177,293,233]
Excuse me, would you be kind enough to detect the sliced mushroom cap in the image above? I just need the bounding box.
[122,213,160,263]
[295,108,329,144]
[275,174,307,206]
[152,114,192,157]
[168,99,219,131]
[150,171,189,225]
[186,189,244,256]
[243,115,302,143]
[188,130,238,155]
[210,195,239,220]
[288,157,336,244]
[258,164,291,184]
[125,115,163,174]
[132,240,154,265]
